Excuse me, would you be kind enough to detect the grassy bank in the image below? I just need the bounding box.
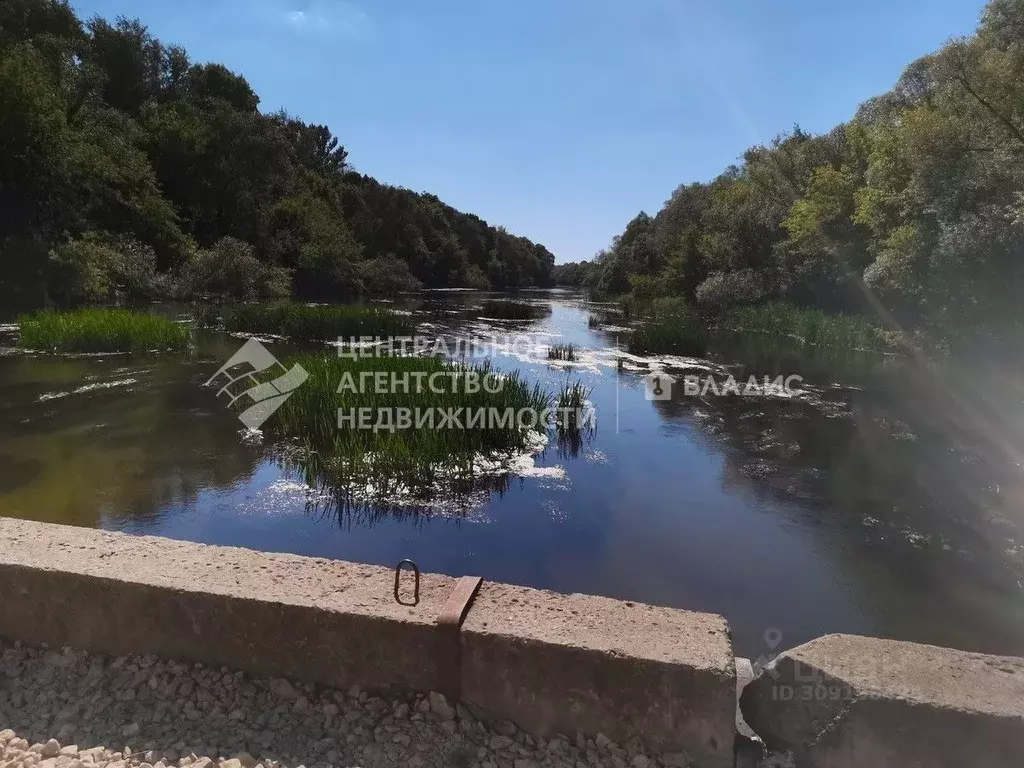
[270,354,551,498]
[221,303,414,341]
[479,299,549,320]
[723,302,899,352]
[18,309,189,353]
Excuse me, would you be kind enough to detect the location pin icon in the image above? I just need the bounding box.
[764,628,783,650]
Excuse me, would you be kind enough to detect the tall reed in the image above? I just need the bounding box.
[724,302,898,352]
[547,343,578,361]
[479,299,549,320]
[268,354,552,498]
[18,309,189,353]
[222,303,414,341]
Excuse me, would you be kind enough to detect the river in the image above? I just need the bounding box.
[1,289,1022,659]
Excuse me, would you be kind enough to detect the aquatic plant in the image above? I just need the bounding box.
[18,309,189,353]
[723,302,899,352]
[554,381,591,431]
[270,354,552,499]
[627,302,707,357]
[553,380,594,458]
[547,343,578,362]
[478,299,549,320]
[221,303,414,341]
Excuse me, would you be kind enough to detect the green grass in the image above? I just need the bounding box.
[553,380,593,457]
[627,302,707,357]
[222,303,414,341]
[267,354,552,499]
[18,309,189,353]
[554,381,591,432]
[478,299,549,320]
[547,343,578,361]
[723,302,900,352]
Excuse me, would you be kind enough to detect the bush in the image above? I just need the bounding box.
[46,233,169,305]
[627,273,662,302]
[463,264,491,290]
[46,234,117,305]
[357,254,422,296]
[695,269,769,311]
[19,308,190,353]
[179,237,291,301]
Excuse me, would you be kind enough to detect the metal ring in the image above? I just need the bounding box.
[394,559,420,606]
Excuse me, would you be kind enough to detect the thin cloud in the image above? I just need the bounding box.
[284,1,374,40]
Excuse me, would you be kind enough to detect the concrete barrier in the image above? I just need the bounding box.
[740,634,1024,768]
[0,518,737,768]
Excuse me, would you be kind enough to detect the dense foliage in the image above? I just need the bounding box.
[0,0,555,308]
[562,0,1024,348]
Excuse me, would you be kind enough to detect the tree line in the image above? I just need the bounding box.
[556,0,1024,345]
[0,0,555,308]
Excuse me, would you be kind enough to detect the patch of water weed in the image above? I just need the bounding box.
[222,303,414,341]
[18,309,189,353]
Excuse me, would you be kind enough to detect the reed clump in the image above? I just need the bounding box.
[18,309,189,353]
[222,303,414,341]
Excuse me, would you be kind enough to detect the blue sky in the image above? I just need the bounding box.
[74,0,987,263]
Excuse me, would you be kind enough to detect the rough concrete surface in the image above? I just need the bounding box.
[740,633,1024,768]
[462,583,736,768]
[0,519,737,767]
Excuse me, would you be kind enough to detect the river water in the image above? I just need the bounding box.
[1,290,1022,659]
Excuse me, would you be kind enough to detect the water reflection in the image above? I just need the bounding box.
[0,352,263,529]
[642,337,1024,654]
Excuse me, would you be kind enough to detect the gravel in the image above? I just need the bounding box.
[0,639,694,768]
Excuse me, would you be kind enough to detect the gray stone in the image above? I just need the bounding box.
[38,743,59,761]
[427,692,454,721]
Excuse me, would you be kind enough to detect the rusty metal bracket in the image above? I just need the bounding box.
[394,559,420,606]
[435,575,483,702]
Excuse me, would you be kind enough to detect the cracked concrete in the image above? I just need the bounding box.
[740,634,1024,768]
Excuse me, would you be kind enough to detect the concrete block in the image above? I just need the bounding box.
[462,581,736,768]
[740,633,1024,768]
[0,518,737,766]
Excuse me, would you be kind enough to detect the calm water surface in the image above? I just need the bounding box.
[2,291,1022,658]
